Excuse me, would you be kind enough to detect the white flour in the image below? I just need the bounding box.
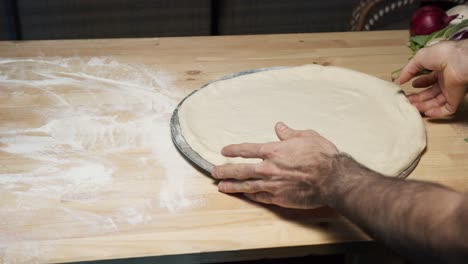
[0,57,204,263]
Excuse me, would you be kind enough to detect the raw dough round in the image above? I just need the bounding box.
[178,65,426,176]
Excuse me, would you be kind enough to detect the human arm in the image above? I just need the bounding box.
[324,154,468,263]
[212,122,468,263]
[395,40,468,117]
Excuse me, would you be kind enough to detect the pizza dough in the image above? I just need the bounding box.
[178,65,426,177]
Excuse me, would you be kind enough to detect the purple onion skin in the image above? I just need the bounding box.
[410,6,458,36]
[450,30,468,41]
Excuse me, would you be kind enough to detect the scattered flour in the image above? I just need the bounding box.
[0,57,204,263]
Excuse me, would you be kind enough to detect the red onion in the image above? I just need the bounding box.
[450,29,468,41]
[410,6,458,36]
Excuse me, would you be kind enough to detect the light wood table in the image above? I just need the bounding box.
[0,31,467,263]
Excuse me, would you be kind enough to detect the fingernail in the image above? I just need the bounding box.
[394,79,400,85]
[277,122,286,130]
[218,182,225,192]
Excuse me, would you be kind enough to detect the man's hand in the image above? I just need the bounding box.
[211,124,468,263]
[211,122,338,209]
[395,40,468,117]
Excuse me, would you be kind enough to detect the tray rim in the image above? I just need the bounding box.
[170,66,422,178]
[171,67,288,173]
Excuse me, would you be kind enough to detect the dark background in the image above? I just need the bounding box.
[1,0,466,41]
[0,0,356,40]
[3,0,465,41]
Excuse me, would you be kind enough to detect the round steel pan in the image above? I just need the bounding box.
[170,67,421,178]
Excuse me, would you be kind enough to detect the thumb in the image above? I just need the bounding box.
[275,122,301,141]
[395,43,450,85]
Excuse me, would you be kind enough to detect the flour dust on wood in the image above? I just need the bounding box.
[0,57,205,263]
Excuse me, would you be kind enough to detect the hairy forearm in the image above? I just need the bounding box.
[322,154,468,263]
[455,39,468,85]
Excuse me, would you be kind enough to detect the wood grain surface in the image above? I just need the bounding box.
[0,31,467,264]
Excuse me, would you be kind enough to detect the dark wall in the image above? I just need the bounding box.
[217,0,355,35]
[16,0,211,40]
[2,1,464,41]
[0,1,8,40]
[2,0,359,40]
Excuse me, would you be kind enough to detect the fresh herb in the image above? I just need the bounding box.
[464,137,468,143]
[392,19,468,80]
[408,19,468,54]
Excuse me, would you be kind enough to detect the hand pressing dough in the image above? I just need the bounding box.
[178,65,426,177]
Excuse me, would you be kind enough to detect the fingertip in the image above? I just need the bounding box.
[408,96,419,105]
[425,106,454,118]
[411,102,420,109]
[395,76,408,85]
[217,182,226,192]
[275,122,290,141]
[424,109,437,117]
[424,107,444,118]
[397,59,420,85]
[275,121,287,131]
[211,166,219,178]
[220,145,230,156]
[221,146,238,158]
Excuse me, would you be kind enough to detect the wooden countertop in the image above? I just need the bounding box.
[0,30,467,263]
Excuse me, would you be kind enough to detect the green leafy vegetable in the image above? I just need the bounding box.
[408,19,468,54]
[409,35,430,53]
[392,19,468,80]
[464,138,468,143]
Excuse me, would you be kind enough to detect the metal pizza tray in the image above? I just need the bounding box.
[170,67,421,179]
[170,67,286,173]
